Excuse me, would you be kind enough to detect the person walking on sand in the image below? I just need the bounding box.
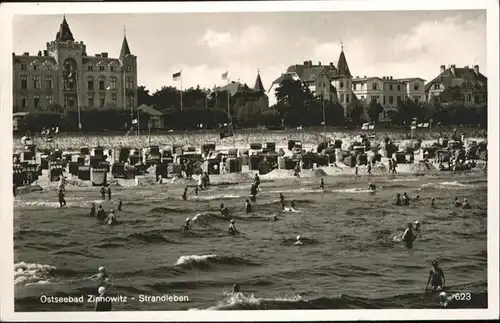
[58,189,67,208]
[367,163,372,176]
[107,186,112,201]
[320,178,324,191]
[100,186,106,200]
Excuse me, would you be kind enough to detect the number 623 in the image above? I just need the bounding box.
[453,292,471,301]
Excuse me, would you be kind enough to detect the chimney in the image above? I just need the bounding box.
[464,65,469,68]
[440,65,446,73]
[43,50,48,56]
[356,76,359,79]
[309,60,312,67]
[474,65,479,74]
[96,54,101,57]
[101,52,108,58]
[329,62,334,67]
[364,75,366,78]
[37,50,42,56]
[390,76,393,80]
[318,61,321,66]
[23,52,29,56]
[450,64,456,74]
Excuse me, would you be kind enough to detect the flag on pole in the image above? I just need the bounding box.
[221,71,228,80]
[173,71,181,81]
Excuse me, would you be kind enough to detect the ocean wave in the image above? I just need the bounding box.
[15,229,66,240]
[14,261,56,285]
[174,254,258,269]
[195,194,241,201]
[269,188,323,194]
[150,206,188,214]
[440,181,475,188]
[127,230,179,244]
[421,181,475,190]
[332,188,374,193]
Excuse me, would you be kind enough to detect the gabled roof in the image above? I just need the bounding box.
[286,64,337,83]
[254,72,265,92]
[13,55,56,65]
[82,57,121,65]
[138,104,163,116]
[352,76,383,82]
[425,67,487,92]
[395,77,426,83]
[337,50,352,78]
[120,35,132,58]
[56,16,75,42]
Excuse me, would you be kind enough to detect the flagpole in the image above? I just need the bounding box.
[76,70,82,131]
[180,71,183,112]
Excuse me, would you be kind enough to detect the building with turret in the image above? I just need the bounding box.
[218,70,269,114]
[12,16,138,114]
[269,46,354,116]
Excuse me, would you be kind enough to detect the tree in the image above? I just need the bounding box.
[46,103,64,114]
[366,101,384,122]
[137,85,152,106]
[274,78,316,126]
[324,101,345,126]
[347,101,366,125]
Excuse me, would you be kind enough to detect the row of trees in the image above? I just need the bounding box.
[14,79,487,133]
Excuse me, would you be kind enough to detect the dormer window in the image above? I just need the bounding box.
[433,83,440,90]
[414,84,419,91]
[372,83,378,90]
[340,81,344,88]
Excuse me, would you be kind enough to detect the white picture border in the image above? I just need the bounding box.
[1,0,498,321]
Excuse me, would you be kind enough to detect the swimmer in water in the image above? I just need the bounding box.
[117,199,123,211]
[414,221,421,231]
[220,203,229,217]
[369,183,376,191]
[403,193,410,206]
[416,195,420,201]
[228,219,239,235]
[294,235,303,246]
[182,187,188,201]
[462,198,471,209]
[233,283,241,293]
[58,189,66,208]
[106,209,118,225]
[90,266,110,288]
[245,199,252,214]
[90,203,96,217]
[290,201,296,209]
[272,214,278,221]
[401,223,416,247]
[454,197,462,207]
[426,260,446,292]
[320,178,324,190]
[395,193,402,206]
[183,217,191,231]
[431,197,436,206]
[96,205,106,223]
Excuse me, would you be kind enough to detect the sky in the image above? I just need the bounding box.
[13,10,486,105]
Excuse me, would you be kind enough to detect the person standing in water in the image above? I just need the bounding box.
[431,197,436,207]
[402,193,410,205]
[250,183,258,202]
[220,203,229,217]
[462,198,471,209]
[279,193,286,210]
[100,186,106,200]
[107,186,112,201]
[90,203,96,217]
[228,219,239,235]
[106,209,118,225]
[426,260,446,291]
[320,178,324,191]
[245,199,252,214]
[183,218,191,231]
[117,200,123,211]
[395,193,402,206]
[182,187,188,201]
[414,221,421,232]
[290,201,296,209]
[96,205,106,223]
[454,197,462,207]
[401,223,416,247]
[58,189,67,208]
[95,286,112,311]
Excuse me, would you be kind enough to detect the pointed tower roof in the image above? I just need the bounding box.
[56,15,75,42]
[254,69,265,92]
[120,27,132,58]
[337,45,352,78]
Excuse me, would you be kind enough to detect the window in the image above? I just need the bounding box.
[346,94,350,103]
[397,96,401,103]
[111,93,117,105]
[433,83,440,90]
[99,80,105,90]
[340,81,344,89]
[110,66,115,72]
[383,96,386,104]
[389,96,394,104]
[339,94,344,102]
[110,76,117,90]
[414,84,419,91]
[126,78,133,89]
[99,66,105,72]
[352,84,356,90]
[88,77,94,90]
[361,96,365,100]
[46,95,53,104]
[88,65,93,71]
[33,65,38,71]
[127,97,135,109]
[413,96,420,103]
[370,95,378,102]
[21,76,28,89]
[389,84,393,91]
[64,96,70,107]
[397,84,401,91]
[88,95,94,107]
[21,95,28,109]
[21,64,27,71]
[33,76,40,89]
[475,95,480,103]
[372,83,378,90]
[64,79,74,91]
[126,66,132,72]
[69,98,75,107]
[34,95,40,109]
[100,95,105,108]
[45,76,53,89]
[467,93,472,101]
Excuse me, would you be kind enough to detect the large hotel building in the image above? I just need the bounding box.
[12,16,138,113]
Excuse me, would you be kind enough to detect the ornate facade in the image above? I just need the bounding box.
[12,16,138,115]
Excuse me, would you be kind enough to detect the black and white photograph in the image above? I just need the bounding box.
[1,0,498,321]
